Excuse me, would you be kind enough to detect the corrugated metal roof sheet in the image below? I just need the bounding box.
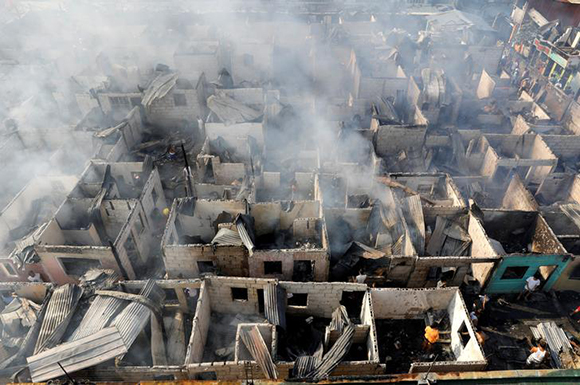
[292,355,320,378]
[306,325,355,380]
[211,228,244,246]
[27,326,127,383]
[67,295,125,342]
[236,215,255,253]
[264,283,286,329]
[142,73,178,109]
[34,284,83,354]
[111,279,164,355]
[239,326,278,379]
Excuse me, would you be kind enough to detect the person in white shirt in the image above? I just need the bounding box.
[526,339,548,367]
[518,273,542,301]
[27,271,42,283]
[355,270,367,284]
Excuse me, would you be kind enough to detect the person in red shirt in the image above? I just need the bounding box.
[570,305,580,323]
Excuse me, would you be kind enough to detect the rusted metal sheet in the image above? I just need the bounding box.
[264,283,286,329]
[27,326,127,383]
[239,326,278,379]
[34,284,83,354]
[329,305,350,333]
[113,279,165,356]
[293,355,320,378]
[306,325,355,380]
[67,295,125,342]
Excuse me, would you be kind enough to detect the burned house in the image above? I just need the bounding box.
[3,0,580,383]
[467,134,558,186]
[174,41,223,81]
[162,198,329,281]
[0,176,78,282]
[0,274,201,382]
[471,209,570,293]
[454,173,539,212]
[32,160,167,283]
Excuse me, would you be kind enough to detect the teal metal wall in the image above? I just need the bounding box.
[485,254,570,294]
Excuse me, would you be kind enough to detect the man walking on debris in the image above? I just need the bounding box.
[518,272,541,301]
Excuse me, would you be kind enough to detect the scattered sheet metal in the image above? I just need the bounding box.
[264,283,286,330]
[211,228,243,246]
[34,284,83,354]
[207,91,263,125]
[329,305,351,333]
[142,73,178,110]
[0,293,50,371]
[292,356,320,378]
[67,295,125,342]
[235,214,256,253]
[0,298,41,348]
[331,242,389,281]
[27,326,128,383]
[239,326,278,379]
[94,289,163,318]
[79,268,120,290]
[531,321,573,368]
[305,324,355,380]
[427,216,471,256]
[111,279,165,356]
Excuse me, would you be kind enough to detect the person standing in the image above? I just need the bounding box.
[518,272,541,301]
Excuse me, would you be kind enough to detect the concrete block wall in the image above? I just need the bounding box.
[205,123,264,147]
[279,281,367,318]
[563,100,580,134]
[407,257,474,289]
[249,249,329,282]
[570,176,580,204]
[551,257,580,291]
[468,213,501,286]
[212,159,247,185]
[293,218,319,241]
[140,168,168,224]
[148,89,203,128]
[370,287,456,319]
[479,146,499,177]
[36,245,129,284]
[113,199,155,275]
[374,125,427,158]
[205,276,273,315]
[186,281,211,364]
[121,107,145,150]
[502,175,538,211]
[360,290,380,363]
[447,291,485,363]
[531,215,568,255]
[542,134,580,160]
[164,245,248,278]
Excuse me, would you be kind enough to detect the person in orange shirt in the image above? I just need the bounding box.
[423,322,440,351]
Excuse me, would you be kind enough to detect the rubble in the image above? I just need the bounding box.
[0,0,580,383]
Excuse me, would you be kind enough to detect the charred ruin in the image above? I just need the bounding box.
[0,0,580,384]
